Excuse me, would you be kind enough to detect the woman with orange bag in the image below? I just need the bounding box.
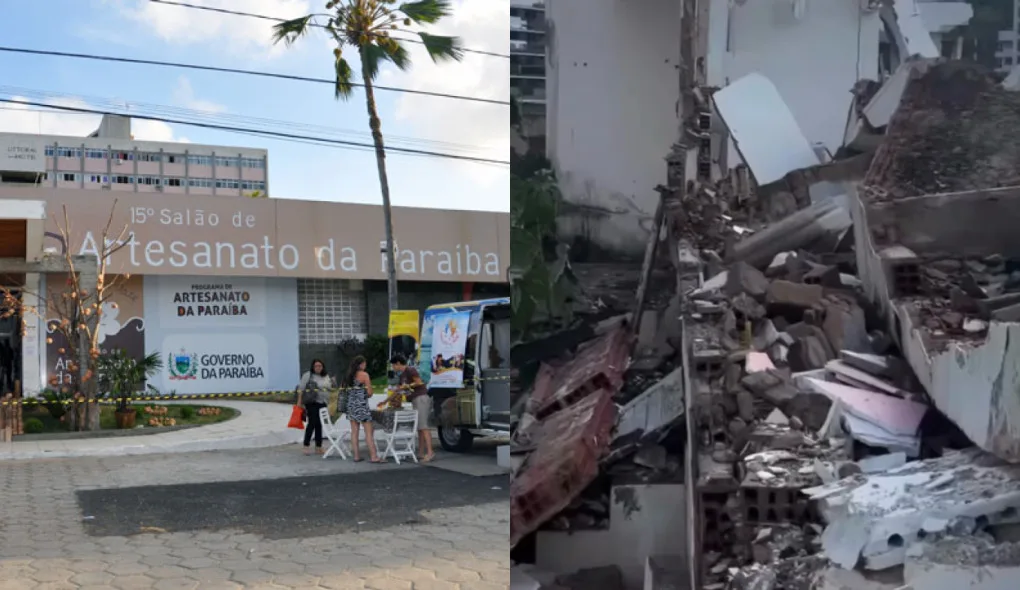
[296,359,335,456]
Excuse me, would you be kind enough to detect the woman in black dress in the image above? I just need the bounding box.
[342,356,382,463]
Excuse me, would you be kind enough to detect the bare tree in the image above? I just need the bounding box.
[0,202,130,431]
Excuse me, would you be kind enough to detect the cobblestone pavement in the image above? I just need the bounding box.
[0,447,509,589]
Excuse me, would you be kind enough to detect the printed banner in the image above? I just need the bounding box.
[427,311,470,389]
[159,333,269,394]
[46,275,145,392]
[156,276,267,328]
[388,310,420,365]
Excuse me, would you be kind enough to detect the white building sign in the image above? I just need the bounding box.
[156,276,267,328]
[0,136,46,173]
[159,333,269,394]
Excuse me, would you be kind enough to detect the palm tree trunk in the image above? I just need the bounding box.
[360,51,399,312]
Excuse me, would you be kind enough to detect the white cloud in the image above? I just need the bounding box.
[172,76,227,113]
[0,97,188,143]
[113,0,313,57]
[382,0,510,187]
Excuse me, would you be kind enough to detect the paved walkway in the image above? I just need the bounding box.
[0,401,294,461]
[0,447,509,589]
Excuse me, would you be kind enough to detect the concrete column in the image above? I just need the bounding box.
[20,273,43,397]
[133,147,139,192]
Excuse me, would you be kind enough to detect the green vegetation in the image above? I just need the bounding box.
[21,404,237,435]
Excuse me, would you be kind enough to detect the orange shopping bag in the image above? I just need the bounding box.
[287,405,305,429]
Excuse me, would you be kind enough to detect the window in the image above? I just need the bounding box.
[215,179,240,189]
[240,157,265,169]
[240,180,267,191]
[188,178,214,188]
[87,175,109,184]
[137,176,160,186]
[187,155,212,166]
[215,156,238,168]
[85,149,107,159]
[111,151,134,161]
[60,173,79,183]
[297,279,367,344]
[165,177,182,187]
[138,152,162,162]
[166,154,184,164]
[113,175,133,184]
[55,147,81,158]
[45,146,54,157]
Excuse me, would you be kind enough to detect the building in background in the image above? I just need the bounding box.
[510,0,547,154]
[0,115,268,197]
[994,0,1020,71]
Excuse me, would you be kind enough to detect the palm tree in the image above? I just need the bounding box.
[272,0,464,312]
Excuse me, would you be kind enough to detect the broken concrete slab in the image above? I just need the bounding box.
[839,350,899,379]
[725,261,771,300]
[822,300,870,353]
[824,360,913,398]
[741,370,833,431]
[804,448,1020,571]
[766,280,825,310]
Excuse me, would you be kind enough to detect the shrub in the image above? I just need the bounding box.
[179,406,196,420]
[23,418,44,434]
[362,334,389,377]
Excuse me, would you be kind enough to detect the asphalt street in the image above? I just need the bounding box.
[78,468,507,539]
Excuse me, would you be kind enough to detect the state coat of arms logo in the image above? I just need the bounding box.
[168,349,199,380]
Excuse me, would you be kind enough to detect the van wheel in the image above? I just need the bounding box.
[438,427,474,453]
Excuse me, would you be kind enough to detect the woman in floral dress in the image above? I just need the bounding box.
[342,356,382,463]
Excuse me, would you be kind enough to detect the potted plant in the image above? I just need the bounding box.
[98,351,163,429]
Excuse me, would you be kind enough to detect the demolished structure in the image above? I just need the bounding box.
[511,59,1020,590]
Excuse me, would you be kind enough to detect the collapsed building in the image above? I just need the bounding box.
[511,59,1020,590]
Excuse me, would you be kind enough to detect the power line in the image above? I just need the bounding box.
[148,0,511,60]
[0,97,510,166]
[0,46,510,106]
[0,85,493,155]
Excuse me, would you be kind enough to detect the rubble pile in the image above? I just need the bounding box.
[512,60,1020,590]
[865,61,1020,200]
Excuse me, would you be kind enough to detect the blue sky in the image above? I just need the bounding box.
[0,0,510,212]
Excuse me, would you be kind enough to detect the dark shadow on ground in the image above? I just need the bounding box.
[77,468,507,539]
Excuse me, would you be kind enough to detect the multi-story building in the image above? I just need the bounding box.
[996,30,1018,72]
[993,0,1020,72]
[510,0,547,154]
[0,115,268,197]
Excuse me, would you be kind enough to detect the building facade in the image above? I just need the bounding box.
[545,0,972,256]
[0,116,268,198]
[0,126,509,399]
[511,0,547,154]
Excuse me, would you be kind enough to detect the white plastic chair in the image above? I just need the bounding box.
[319,407,348,460]
[376,410,419,465]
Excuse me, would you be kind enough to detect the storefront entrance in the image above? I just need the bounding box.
[0,288,22,396]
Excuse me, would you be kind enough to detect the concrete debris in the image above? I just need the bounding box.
[805,448,1020,571]
[517,60,1020,590]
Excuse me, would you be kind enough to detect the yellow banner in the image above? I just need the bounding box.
[388,310,421,364]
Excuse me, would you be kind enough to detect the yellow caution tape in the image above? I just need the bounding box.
[0,376,513,407]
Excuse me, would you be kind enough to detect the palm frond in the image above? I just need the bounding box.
[399,0,453,24]
[361,41,412,80]
[335,56,355,99]
[418,32,464,62]
[271,15,315,46]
